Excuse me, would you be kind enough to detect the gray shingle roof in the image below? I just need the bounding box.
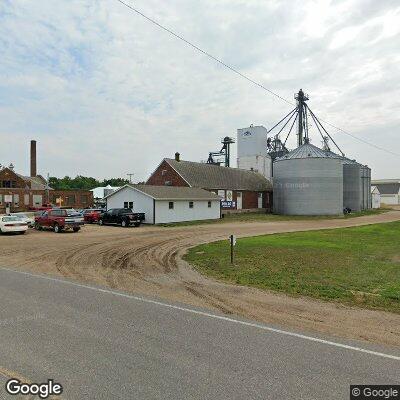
[164,159,272,191]
[374,183,400,195]
[106,184,221,200]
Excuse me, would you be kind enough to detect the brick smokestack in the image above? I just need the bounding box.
[30,140,37,177]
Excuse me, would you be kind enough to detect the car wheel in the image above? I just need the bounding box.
[54,223,62,233]
[133,222,141,227]
[19,231,26,235]
[73,227,80,233]
[35,223,42,231]
[121,219,127,227]
[98,219,103,225]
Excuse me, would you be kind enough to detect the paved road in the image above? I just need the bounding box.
[0,268,399,399]
[1,211,400,346]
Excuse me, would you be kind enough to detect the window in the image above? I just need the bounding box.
[161,169,167,176]
[0,194,3,205]
[13,194,19,207]
[124,202,128,209]
[124,202,134,209]
[129,202,133,209]
[169,202,174,210]
[164,181,172,186]
[208,201,212,208]
[81,195,88,204]
[189,201,194,209]
[66,195,75,206]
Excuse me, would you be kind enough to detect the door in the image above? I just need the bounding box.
[103,210,113,223]
[258,193,263,208]
[236,192,242,210]
[40,211,49,227]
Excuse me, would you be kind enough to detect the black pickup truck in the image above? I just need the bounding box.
[98,208,145,227]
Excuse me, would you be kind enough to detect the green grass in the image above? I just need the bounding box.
[184,221,400,313]
[159,208,386,227]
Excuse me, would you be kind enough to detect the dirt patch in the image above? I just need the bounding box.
[1,211,400,347]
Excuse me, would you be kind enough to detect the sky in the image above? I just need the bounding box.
[0,0,399,181]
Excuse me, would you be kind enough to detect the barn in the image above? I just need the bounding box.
[146,154,272,213]
[104,184,221,224]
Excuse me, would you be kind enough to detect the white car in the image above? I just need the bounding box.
[0,215,29,234]
[9,213,35,227]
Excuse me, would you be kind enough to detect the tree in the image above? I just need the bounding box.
[48,176,130,190]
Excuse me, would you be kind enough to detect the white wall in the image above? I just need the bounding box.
[372,193,381,209]
[380,194,399,205]
[106,187,154,223]
[155,199,220,224]
[237,155,272,179]
[237,126,269,158]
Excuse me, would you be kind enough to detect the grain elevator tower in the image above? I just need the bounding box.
[237,125,272,179]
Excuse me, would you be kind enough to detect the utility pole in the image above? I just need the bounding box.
[127,173,134,183]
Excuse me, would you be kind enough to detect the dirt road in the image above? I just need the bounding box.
[1,211,400,346]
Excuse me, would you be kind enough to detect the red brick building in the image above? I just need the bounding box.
[0,140,93,213]
[147,155,272,212]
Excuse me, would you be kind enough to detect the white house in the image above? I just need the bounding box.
[104,184,221,224]
[371,180,400,205]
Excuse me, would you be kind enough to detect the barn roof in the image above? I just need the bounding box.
[163,158,272,191]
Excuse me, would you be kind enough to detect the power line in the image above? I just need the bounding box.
[115,0,292,106]
[114,0,399,157]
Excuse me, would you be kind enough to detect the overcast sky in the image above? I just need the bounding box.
[0,0,399,181]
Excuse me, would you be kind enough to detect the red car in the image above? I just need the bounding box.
[35,209,84,233]
[82,209,102,224]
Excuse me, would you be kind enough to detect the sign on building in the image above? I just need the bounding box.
[221,201,236,208]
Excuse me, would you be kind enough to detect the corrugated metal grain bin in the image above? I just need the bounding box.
[273,143,343,215]
[343,162,362,212]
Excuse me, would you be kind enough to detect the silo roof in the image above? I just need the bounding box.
[275,143,340,161]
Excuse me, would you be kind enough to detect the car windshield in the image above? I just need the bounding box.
[2,216,20,222]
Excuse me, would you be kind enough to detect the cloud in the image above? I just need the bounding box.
[0,0,399,180]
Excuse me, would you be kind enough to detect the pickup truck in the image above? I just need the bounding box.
[34,209,84,233]
[82,209,103,224]
[98,208,145,227]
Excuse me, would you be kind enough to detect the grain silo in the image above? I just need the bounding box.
[267,89,372,215]
[273,143,344,215]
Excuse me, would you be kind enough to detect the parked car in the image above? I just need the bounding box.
[82,209,102,224]
[99,209,145,227]
[9,213,34,227]
[0,215,28,234]
[34,209,84,233]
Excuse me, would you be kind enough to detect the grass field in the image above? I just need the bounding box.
[160,209,386,227]
[184,221,400,313]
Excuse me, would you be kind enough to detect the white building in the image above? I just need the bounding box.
[371,186,381,209]
[237,125,272,179]
[104,184,221,224]
[91,185,120,204]
[371,180,400,205]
